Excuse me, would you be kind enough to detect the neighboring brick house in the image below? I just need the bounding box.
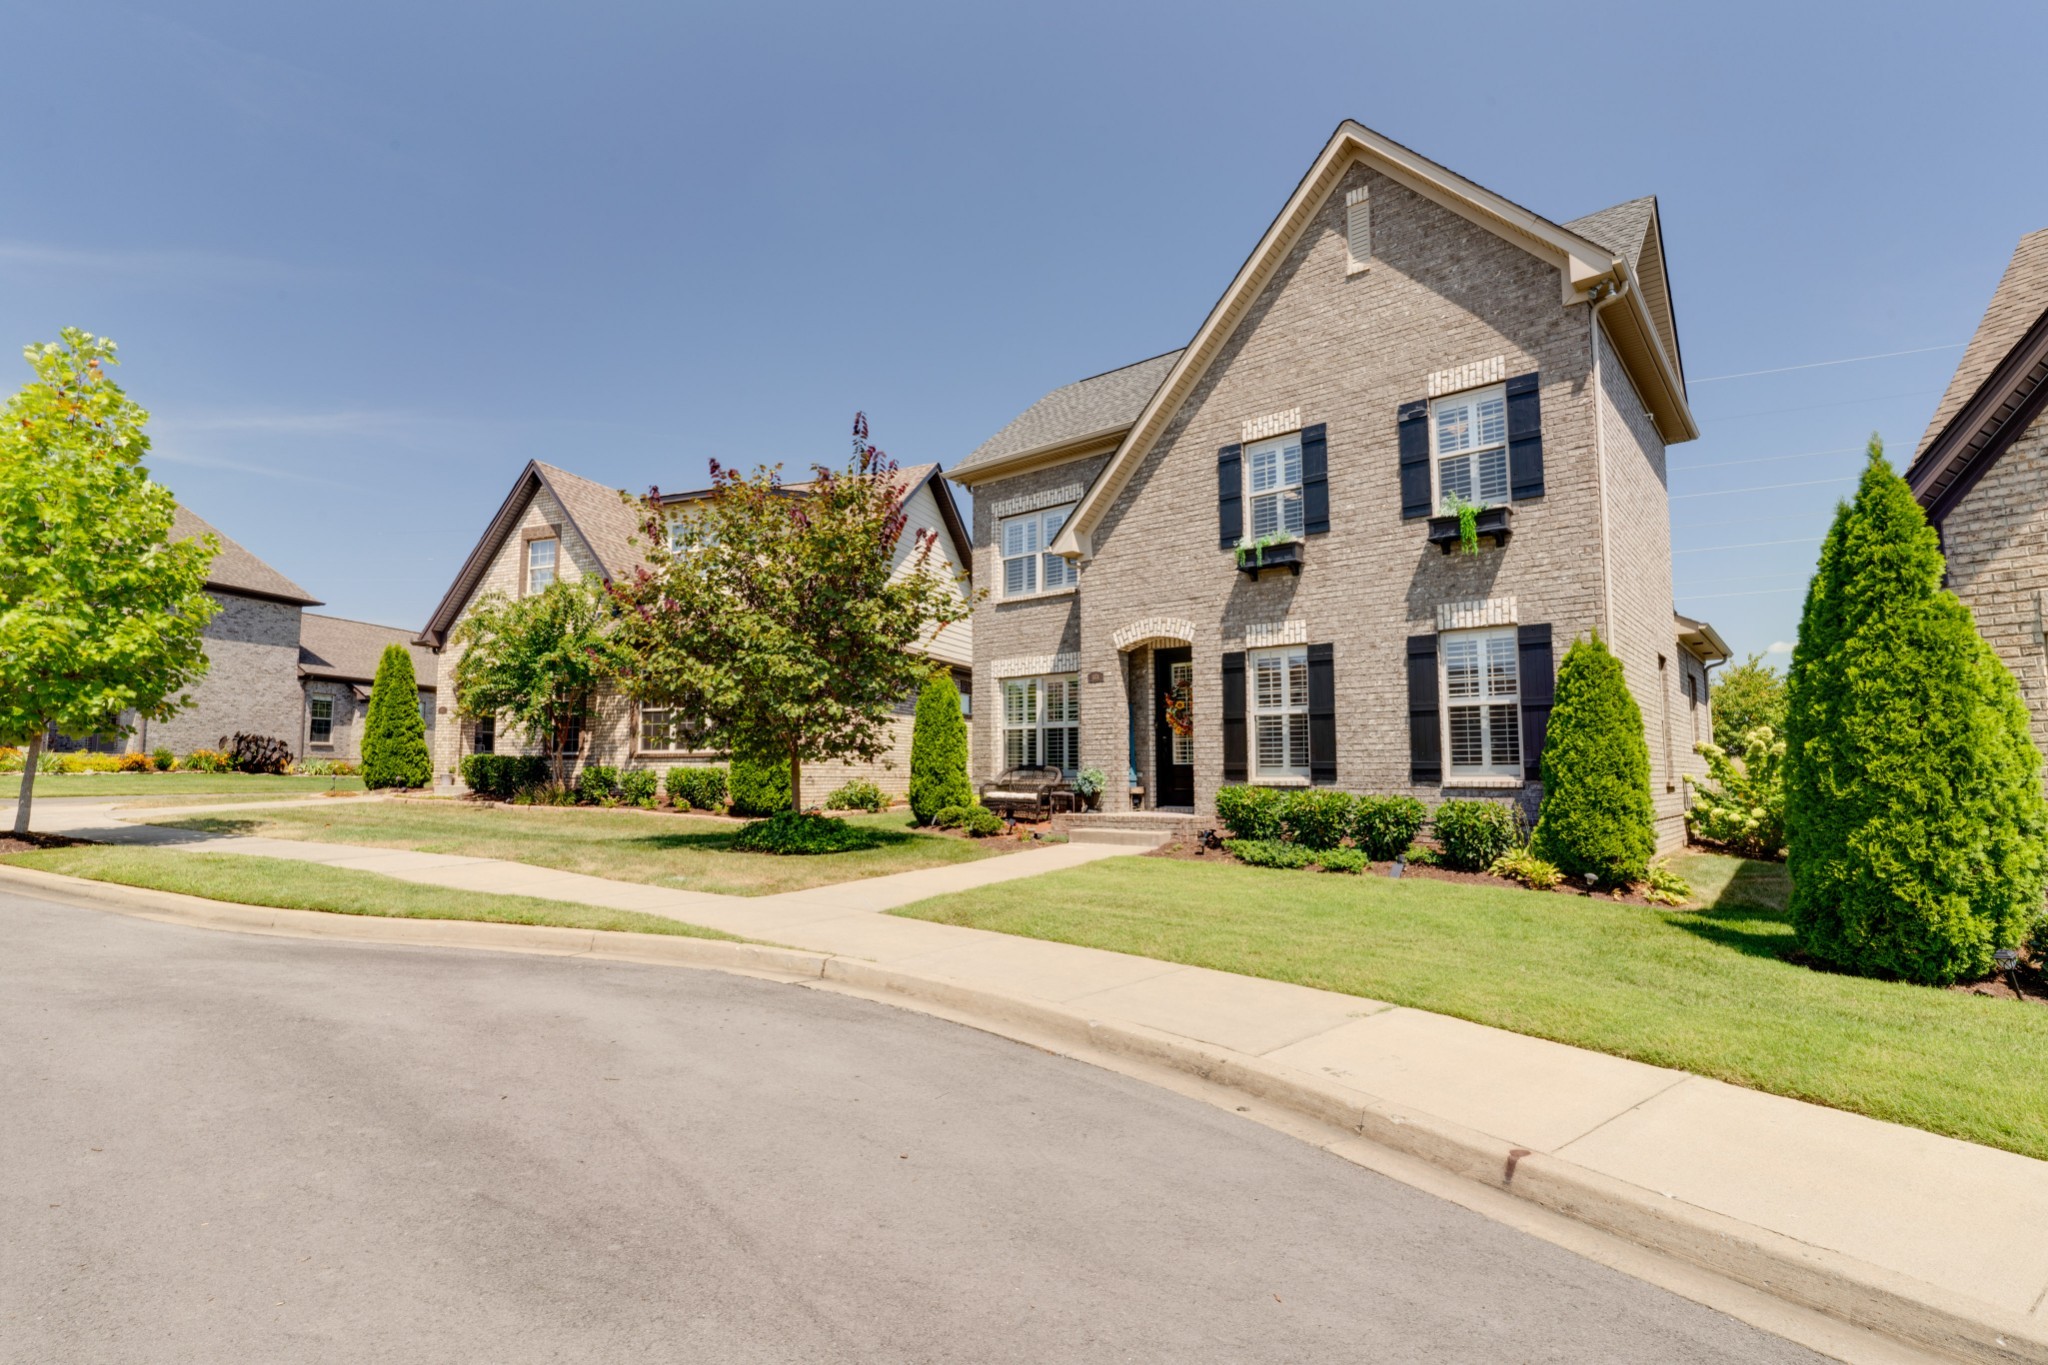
[296,614,438,764]
[1906,228,2048,776]
[415,459,973,805]
[949,121,1725,849]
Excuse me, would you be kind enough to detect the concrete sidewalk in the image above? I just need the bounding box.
[13,796,2048,1363]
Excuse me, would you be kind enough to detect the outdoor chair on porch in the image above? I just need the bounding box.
[977,766,1070,821]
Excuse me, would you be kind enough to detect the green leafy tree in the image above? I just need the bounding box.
[0,331,218,835]
[1784,439,2048,984]
[1531,633,1656,885]
[908,672,972,824]
[611,415,977,813]
[1711,653,1787,756]
[361,644,431,789]
[452,577,625,791]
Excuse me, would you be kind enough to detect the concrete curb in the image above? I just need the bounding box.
[4,861,2041,1365]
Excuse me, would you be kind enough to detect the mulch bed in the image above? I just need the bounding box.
[0,833,80,855]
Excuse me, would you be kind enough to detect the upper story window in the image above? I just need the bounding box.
[999,504,1077,599]
[1251,646,1309,780]
[1432,386,1508,509]
[1441,627,1520,777]
[1245,433,1304,541]
[526,538,557,594]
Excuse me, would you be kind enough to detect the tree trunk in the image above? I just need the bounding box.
[13,730,43,837]
[789,741,803,814]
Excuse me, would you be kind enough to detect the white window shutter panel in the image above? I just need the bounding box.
[1345,186,1371,274]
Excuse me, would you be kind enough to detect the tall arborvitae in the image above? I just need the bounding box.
[1530,633,1657,885]
[362,644,432,790]
[1784,438,2048,984]
[908,672,972,825]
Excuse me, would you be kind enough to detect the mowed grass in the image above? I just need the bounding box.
[9,773,367,799]
[144,801,1005,897]
[893,850,2048,1160]
[4,845,739,940]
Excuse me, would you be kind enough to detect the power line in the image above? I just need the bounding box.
[1672,476,1852,500]
[1691,343,1964,384]
[1676,508,1836,531]
[1675,537,1821,555]
[1671,446,1858,472]
[1676,586,1809,601]
[1698,386,1945,423]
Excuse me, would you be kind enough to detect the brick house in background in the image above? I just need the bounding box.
[414,460,972,804]
[1906,228,2048,772]
[296,614,439,764]
[948,121,1724,849]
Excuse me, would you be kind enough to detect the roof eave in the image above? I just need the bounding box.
[1606,261,1699,444]
[210,582,325,608]
[950,425,1133,487]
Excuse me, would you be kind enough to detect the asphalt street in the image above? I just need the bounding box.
[1,888,1829,1364]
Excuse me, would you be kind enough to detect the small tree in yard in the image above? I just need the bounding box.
[1711,653,1786,757]
[908,671,972,825]
[0,331,217,836]
[1784,439,2047,985]
[1531,633,1656,886]
[452,577,626,791]
[362,645,431,789]
[610,414,977,813]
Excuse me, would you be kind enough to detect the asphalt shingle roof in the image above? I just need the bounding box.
[170,504,321,606]
[1563,197,1655,275]
[952,350,1184,477]
[1919,228,2048,457]
[533,461,652,579]
[297,613,437,688]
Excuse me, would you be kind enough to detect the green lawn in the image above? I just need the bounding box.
[8,773,367,799]
[892,851,2048,1161]
[3,845,738,940]
[144,801,1007,897]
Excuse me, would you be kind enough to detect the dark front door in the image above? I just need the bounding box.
[1154,647,1195,809]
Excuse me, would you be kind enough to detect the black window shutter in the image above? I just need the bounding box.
[1300,424,1329,535]
[1221,652,1247,783]
[1398,400,1431,519]
[1506,372,1544,501]
[1518,623,1555,780]
[1306,642,1336,784]
[1406,634,1441,784]
[1217,444,1243,548]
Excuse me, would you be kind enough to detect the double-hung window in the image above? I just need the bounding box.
[1441,628,1521,776]
[1250,646,1310,780]
[308,696,333,746]
[1001,675,1080,773]
[1245,433,1304,541]
[999,505,1077,598]
[639,706,695,754]
[526,538,557,594]
[1432,386,1509,509]
[473,713,495,754]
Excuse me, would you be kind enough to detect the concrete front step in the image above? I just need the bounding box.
[1066,828,1173,848]
[1057,810,1208,847]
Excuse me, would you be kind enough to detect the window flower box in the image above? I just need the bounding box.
[1234,538,1305,577]
[1426,504,1513,555]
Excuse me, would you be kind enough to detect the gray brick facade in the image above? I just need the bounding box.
[143,593,307,757]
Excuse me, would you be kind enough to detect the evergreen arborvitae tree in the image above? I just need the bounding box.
[362,644,432,790]
[1530,633,1657,885]
[908,672,972,825]
[1784,439,2047,985]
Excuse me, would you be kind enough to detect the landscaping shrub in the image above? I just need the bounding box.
[1225,838,1314,870]
[1351,795,1429,862]
[1489,847,1563,891]
[1644,859,1692,907]
[731,810,876,855]
[37,750,64,774]
[512,784,575,806]
[1402,842,1440,867]
[116,751,153,773]
[298,758,360,777]
[362,645,431,790]
[908,673,973,824]
[1687,726,1785,860]
[1316,847,1368,874]
[576,765,622,805]
[959,805,1004,837]
[824,779,887,813]
[222,733,293,775]
[933,804,970,829]
[151,746,175,772]
[1214,785,1286,841]
[1432,799,1522,872]
[1529,634,1656,887]
[619,769,659,808]
[1280,790,1354,850]
[58,753,126,774]
[728,750,792,818]
[461,753,550,800]
[181,748,231,774]
[0,746,20,773]
[665,764,728,812]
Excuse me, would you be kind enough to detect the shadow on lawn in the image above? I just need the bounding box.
[1667,859,1796,961]
[169,814,922,857]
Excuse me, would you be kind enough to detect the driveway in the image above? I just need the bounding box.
[1,887,1826,1364]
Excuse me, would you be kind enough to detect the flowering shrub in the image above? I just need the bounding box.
[1687,726,1785,860]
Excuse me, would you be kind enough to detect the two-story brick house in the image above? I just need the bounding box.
[950,122,1723,848]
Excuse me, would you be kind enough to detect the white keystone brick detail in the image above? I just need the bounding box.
[1241,619,1308,647]
[1241,408,1302,442]
[1426,355,1506,398]
[1436,596,1518,631]
[1111,617,1198,652]
[989,483,1086,519]
[993,651,1079,678]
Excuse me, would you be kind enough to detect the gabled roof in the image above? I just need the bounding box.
[298,613,437,689]
[1564,196,1684,384]
[950,351,1184,482]
[170,504,322,606]
[1907,229,2048,524]
[1049,121,1696,559]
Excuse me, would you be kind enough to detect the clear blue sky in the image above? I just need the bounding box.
[4,1,2040,664]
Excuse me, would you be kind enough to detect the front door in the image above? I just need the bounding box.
[1154,647,1195,809]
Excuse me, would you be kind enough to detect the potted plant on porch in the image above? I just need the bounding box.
[1072,766,1106,811]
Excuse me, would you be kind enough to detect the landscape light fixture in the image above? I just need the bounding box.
[1994,948,2026,1001]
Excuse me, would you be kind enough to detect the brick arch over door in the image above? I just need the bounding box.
[1111,616,1197,653]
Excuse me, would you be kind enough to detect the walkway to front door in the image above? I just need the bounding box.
[1154,647,1194,809]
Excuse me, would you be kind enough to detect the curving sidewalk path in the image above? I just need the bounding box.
[10,794,2048,1364]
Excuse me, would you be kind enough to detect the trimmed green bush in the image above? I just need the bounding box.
[728,750,792,818]
[960,805,1005,837]
[461,753,550,800]
[665,764,728,811]
[1316,847,1368,874]
[1281,790,1354,850]
[575,765,620,805]
[730,811,880,855]
[1351,795,1428,861]
[933,804,970,829]
[619,769,658,808]
[909,673,973,825]
[825,779,887,813]
[1785,443,2048,984]
[1432,799,1522,872]
[151,746,174,772]
[1529,634,1655,886]
[1214,785,1286,841]
[1225,838,1314,870]
[362,646,432,789]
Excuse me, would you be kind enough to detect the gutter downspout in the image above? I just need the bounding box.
[1588,269,1633,641]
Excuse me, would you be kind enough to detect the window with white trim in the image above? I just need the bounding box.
[1431,386,1508,509]
[308,696,333,746]
[472,713,495,754]
[638,706,697,754]
[1250,646,1310,780]
[998,505,1077,598]
[526,538,557,594]
[1001,675,1079,773]
[1441,627,1521,776]
[1244,433,1304,541]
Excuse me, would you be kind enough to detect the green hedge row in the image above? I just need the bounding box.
[1213,786,1521,871]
